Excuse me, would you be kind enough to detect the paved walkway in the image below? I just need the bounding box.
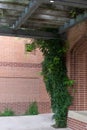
[0,113,71,130]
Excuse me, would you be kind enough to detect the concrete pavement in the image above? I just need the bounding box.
[0,113,71,130]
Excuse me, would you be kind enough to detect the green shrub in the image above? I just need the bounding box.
[0,108,15,116]
[25,102,39,115]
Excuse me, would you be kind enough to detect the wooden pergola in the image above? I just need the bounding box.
[0,0,87,39]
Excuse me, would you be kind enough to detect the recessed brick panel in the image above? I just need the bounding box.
[0,36,51,114]
[67,22,87,111]
[67,22,87,129]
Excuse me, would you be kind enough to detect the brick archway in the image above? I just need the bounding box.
[69,37,87,111]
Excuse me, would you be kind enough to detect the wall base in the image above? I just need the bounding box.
[68,111,87,130]
[0,102,51,115]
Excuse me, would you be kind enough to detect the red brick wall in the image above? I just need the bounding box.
[67,22,87,111]
[0,36,51,114]
[68,118,87,130]
[67,22,87,129]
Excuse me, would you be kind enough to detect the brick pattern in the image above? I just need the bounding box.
[0,102,51,115]
[0,62,41,68]
[69,40,87,110]
[67,22,87,111]
[67,22,87,50]
[67,22,87,129]
[0,78,50,103]
[0,37,43,63]
[0,36,51,114]
[68,118,87,130]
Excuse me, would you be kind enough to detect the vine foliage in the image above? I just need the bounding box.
[27,36,74,128]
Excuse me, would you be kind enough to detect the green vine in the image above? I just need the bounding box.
[27,36,74,128]
[69,8,86,18]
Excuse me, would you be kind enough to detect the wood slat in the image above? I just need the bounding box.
[35,8,69,17]
[0,17,64,29]
[53,0,87,8]
[61,0,87,5]
[40,3,69,11]
[0,0,29,6]
[13,0,42,29]
[31,14,70,22]
[44,0,87,8]
[22,23,59,29]
[0,27,58,39]
[28,18,65,25]
[0,3,25,11]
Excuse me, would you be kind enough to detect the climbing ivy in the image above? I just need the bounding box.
[27,36,74,128]
[69,7,86,18]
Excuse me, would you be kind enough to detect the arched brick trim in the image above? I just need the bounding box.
[68,37,87,111]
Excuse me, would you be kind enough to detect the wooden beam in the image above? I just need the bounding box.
[35,8,68,17]
[22,23,58,29]
[0,0,29,6]
[59,0,87,5]
[22,21,63,29]
[41,3,69,11]
[0,15,65,27]
[0,0,29,5]
[0,27,57,39]
[45,0,87,8]
[0,3,25,11]
[13,0,42,30]
[28,19,65,25]
[31,14,70,22]
[59,12,87,33]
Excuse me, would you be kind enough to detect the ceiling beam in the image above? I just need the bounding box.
[22,21,63,29]
[59,12,87,33]
[22,23,59,29]
[31,14,70,22]
[35,8,68,17]
[45,0,87,8]
[13,0,42,30]
[0,3,25,11]
[0,27,57,39]
[28,19,65,25]
[0,0,29,5]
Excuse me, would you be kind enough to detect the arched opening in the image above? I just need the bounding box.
[70,37,87,111]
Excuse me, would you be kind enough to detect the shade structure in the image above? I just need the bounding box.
[0,0,87,38]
